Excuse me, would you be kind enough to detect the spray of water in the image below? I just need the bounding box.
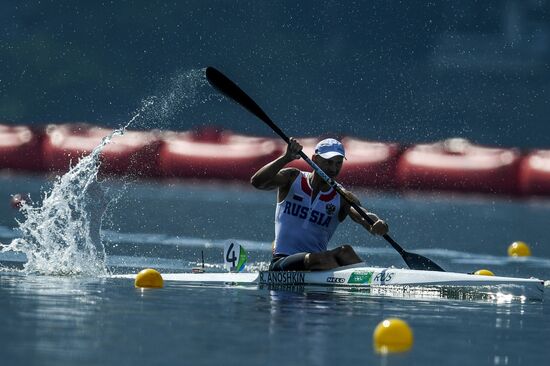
[132,68,219,130]
[1,68,213,276]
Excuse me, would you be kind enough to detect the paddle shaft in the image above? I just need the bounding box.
[206,66,444,271]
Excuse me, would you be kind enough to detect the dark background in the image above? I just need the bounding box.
[1,0,549,148]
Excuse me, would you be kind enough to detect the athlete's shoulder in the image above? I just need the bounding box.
[279,167,301,181]
[276,168,302,202]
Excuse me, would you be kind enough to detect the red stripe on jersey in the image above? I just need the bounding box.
[301,174,337,201]
[320,189,337,202]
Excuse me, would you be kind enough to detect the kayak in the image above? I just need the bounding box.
[114,262,544,301]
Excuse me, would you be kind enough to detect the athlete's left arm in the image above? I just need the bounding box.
[339,190,389,236]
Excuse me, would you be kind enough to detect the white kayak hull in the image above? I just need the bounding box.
[114,263,545,301]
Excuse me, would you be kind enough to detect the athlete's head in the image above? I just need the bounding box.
[313,138,345,177]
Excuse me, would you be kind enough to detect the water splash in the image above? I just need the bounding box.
[132,68,219,130]
[0,108,149,275]
[1,132,118,275]
[1,68,211,276]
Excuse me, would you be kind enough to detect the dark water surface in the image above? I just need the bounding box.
[1,174,549,365]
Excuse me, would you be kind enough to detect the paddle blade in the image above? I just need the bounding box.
[382,233,445,272]
[402,251,445,272]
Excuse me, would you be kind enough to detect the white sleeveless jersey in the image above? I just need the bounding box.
[274,171,342,255]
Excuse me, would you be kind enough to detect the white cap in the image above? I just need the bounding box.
[314,138,346,159]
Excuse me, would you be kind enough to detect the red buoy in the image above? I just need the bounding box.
[518,150,550,196]
[42,123,162,177]
[158,130,282,181]
[396,138,521,195]
[0,124,44,171]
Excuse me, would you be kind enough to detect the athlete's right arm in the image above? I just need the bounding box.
[250,138,302,190]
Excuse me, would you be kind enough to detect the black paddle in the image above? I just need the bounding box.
[205,66,445,272]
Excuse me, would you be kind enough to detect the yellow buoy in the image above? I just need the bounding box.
[507,241,532,257]
[373,318,413,354]
[135,268,164,288]
[474,269,494,276]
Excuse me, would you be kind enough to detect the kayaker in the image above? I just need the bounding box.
[251,137,389,271]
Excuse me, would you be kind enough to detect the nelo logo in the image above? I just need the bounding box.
[326,277,345,283]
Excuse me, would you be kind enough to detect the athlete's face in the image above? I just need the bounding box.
[313,155,344,178]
